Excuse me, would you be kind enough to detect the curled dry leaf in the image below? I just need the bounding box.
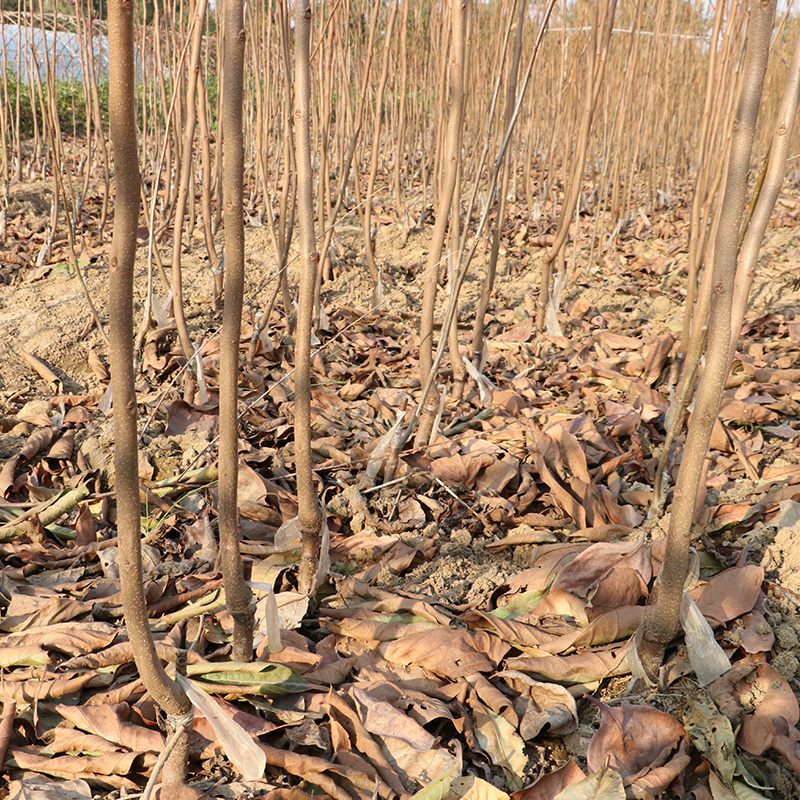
[380,629,509,679]
[505,646,630,685]
[552,767,625,800]
[498,671,578,740]
[6,777,93,800]
[689,566,764,626]
[682,689,736,787]
[18,348,62,392]
[586,699,688,795]
[510,758,585,800]
[55,701,165,753]
[471,699,528,792]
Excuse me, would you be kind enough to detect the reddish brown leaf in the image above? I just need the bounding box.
[380,629,509,679]
[586,699,685,785]
[510,758,585,800]
[689,565,764,626]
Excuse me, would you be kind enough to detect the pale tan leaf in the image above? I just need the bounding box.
[553,768,625,800]
[351,685,435,750]
[55,702,164,753]
[447,775,510,800]
[498,671,578,739]
[505,647,630,684]
[6,777,92,800]
[472,701,527,792]
[177,673,266,780]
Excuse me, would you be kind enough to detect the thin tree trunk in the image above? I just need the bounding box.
[219,0,255,662]
[170,0,207,402]
[471,0,524,366]
[362,0,399,292]
[107,0,192,783]
[415,0,469,448]
[639,0,776,682]
[536,0,617,332]
[293,0,323,596]
[729,27,800,359]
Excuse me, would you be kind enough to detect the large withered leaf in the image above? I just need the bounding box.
[689,566,764,626]
[6,746,142,787]
[586,699,686,789]
[498,671,578,740]
[505,647,629,684]
[683,689,735,786]
[55,702,165,753]
[550,541,650,601]
[381,629,509,679]
[471,699,528,792]
[0,671,98,703]
[351,685,435,751]
[5,777,93,800]
[430,451,495,489]
[3,621,116,657]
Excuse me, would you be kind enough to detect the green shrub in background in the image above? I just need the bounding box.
[2,70,109,138]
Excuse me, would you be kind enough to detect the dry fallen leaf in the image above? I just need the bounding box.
[586,698,689,795]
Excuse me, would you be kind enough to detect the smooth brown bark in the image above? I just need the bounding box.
[729,26,800,357]
[536,0,617,332]
[471,0,525,366]
[639,0,776,682]
[415,0,469,448]
[107,0,191,783]
[170,0,208,402]
[218,0,254,661]
[294,0,323,596]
